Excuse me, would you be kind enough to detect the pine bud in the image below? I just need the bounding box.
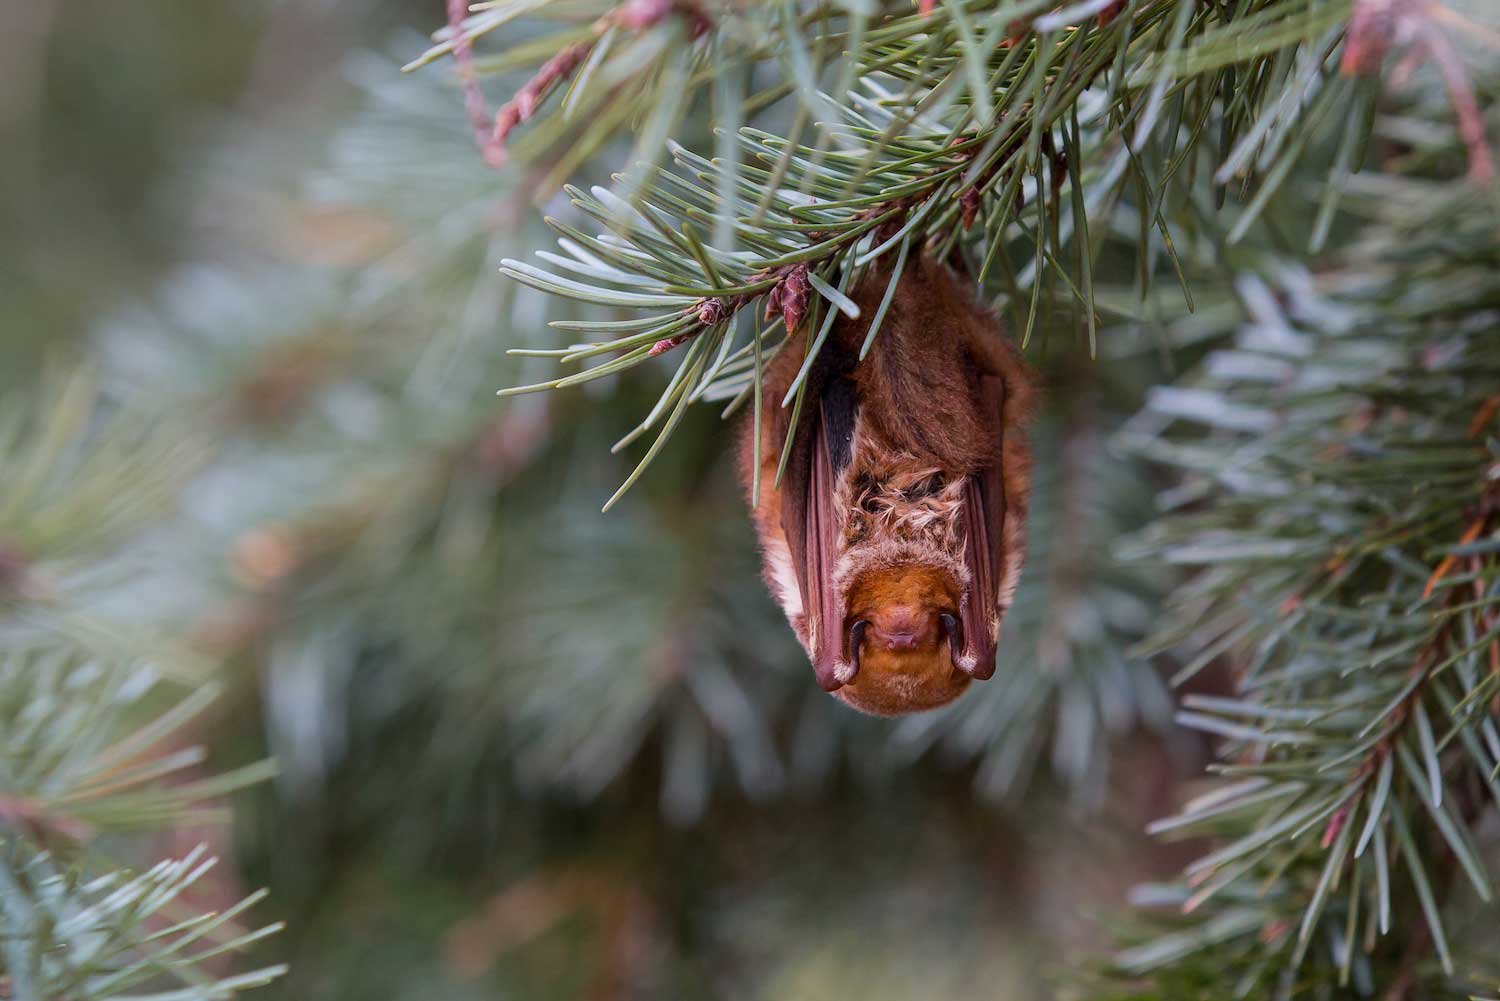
[960,187,982,230]
[781,265,811,333]
[697,298,727,326]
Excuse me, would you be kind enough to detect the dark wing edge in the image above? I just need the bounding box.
[779,378,859,692]
[957,371,1029,679]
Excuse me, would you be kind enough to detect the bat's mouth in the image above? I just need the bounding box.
[833,618,975,716]
[844,609,976,683]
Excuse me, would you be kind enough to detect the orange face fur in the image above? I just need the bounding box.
[834,563,970,715]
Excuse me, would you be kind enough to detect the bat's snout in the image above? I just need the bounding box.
[869,605,937,650]
[831,564,976,714]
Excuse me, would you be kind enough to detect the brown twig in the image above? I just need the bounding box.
[0,794,92,843]
[447,0,504,167]
[448,0,712,169]
[650,122,1034,358]
[1341,0,1496,182]
[0,540,28,596]
[1317,403,1500,850]
[489,41,596,161]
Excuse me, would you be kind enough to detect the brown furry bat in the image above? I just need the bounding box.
[739,256,1035,716]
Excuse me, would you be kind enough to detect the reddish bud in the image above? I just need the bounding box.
[1321,806,1350,849]
[616,0,711,37]
[616,0,674,28]
[1259,920,1292,944]
[763,284,783,324]
[960,187,982,230]
[490,41,595,157]
[781,265,811,333]
[1339,0,1494,181]
[1097,1,1126,27]
[1340,0,1396,77]
[697,298,727,325]
[0,541,28,595]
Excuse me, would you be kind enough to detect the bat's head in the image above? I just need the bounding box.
[832,561,971,715]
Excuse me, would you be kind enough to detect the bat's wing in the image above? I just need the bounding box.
[954,372,1024,680]
[780,377,858,691]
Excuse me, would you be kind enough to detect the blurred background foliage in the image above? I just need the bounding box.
[1,1,1497,999]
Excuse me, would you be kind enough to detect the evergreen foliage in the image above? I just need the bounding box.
[1,1,1497,998]
[1106,166,1500,998]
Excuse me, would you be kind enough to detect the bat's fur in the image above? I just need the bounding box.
[840,450,967,552]
[740,255,1035,715]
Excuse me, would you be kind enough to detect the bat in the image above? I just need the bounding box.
[740,255,1035,715]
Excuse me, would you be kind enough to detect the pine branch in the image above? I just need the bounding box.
[99,56,809,829]
[0,629,283,999]
[1095,148,1500,998]
[0,843,286,1001]
[466,0,1370,505]
[0,371,207,589]
[0,380,282,999]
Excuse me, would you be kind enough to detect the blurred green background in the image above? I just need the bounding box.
[0,3,1211,997]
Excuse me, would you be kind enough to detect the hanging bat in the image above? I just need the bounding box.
[740,255,1035,716]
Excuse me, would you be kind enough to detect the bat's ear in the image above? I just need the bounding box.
[939,612,970,674]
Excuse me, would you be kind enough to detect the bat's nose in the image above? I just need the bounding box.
[883,631,920,650]
[874,606,935,650]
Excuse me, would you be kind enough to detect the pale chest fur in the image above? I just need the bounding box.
[835,419,967,553]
